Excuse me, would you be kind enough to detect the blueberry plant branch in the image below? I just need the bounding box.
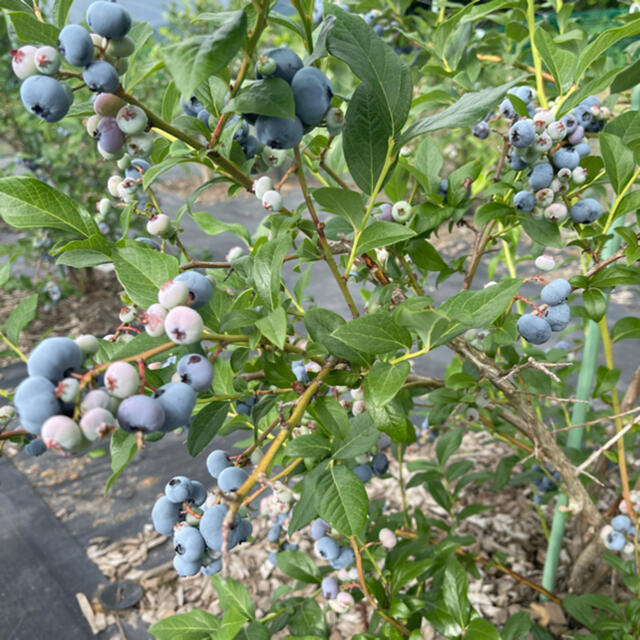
[293,146,360,318]
[349,536,411,636]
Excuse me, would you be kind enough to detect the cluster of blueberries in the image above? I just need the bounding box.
[351,452,390,483]
[12,329,214,455]
[13,2,134,124]
[517,277,572,345]
[152,468,252,577]
[473,88,609,225]
[531,464,561,505]
[140,271,212,346]
[602,514,638,553]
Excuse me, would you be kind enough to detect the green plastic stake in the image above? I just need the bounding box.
[542,221,623,594]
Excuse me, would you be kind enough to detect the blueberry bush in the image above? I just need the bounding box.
[1,0,640,638]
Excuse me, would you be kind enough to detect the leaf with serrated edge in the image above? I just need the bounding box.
[318,465,368,535]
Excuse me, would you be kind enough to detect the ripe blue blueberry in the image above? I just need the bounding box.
[372,453,389,477]
[174,271,213,309]
[125,157,151,181]
[611,515,632,532]
[569,198,602,224]
[573,104,592,126]
[87,1,132,39]
[173,555,200,577]
[117,394,166,433]
[330,546,355,569]
[20,75,71,123]
[605,530,626,552]
[199,504,243,551]
[25,438,47,456]
[561,112,578,135]
[165,476,192,503]
[153,382,196,431]
[255,47,303,84]
[83,60,119,93]
[255,115,304,150]
[543,303,570,332]
[509,119,535,148]
[151,496,182,535]
[237,396,257,416]
[509,153,529,171]
[513,191,535,212]
[310,518,330,540]
[173,526,205,562]
[201,557,223,576]
[540,278,571,306]
[517,314,552,345]
[472,120,490,139]
[573,143,591,158]
[315,536,340,561]
[27,337,83,382]
[206,449,233,478]
[58,24,94,67]
[197,109,211,129]
[177,353,214,391]
[180,96,203,117]
[552,148,580,171]
[268,524,282,543]
[217,466,249,493]
[528,162,554,191]
[321,576,339,600]
[499,98,516,120]
[96,116,125,154]
[352,464,373,483]
[188,480,207,506]
[291,66,333,127]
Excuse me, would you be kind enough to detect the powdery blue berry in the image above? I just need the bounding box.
[540,278,571,305]
[173,526,205,562]
[611,515,632,532]
[177,353,214,391]
[570,198,602,224]
[201,557,223,576]
[509,119,536,148]
[83,60,119,93]
[291,66,333,127]
[117,394,166,433]
[175,271,213,310]
[322,576,339,600]
[87,1,132,39]
[268,524,282,543]
[529,162,554,191]
[152,496,182,535]
[173,555,200,577]
[315,536,340,561]
[255,115,303,150]
[255,47,303,84]
[217,466,249,493]
[206,449,233,479]
[310,518,330,540]
[372,453,389,477]
[352,464,373,483]
[20,75,71,123]
[605,530,626,551]
[517,314,552,345]
[552,148,580,171]
[513,191,534,212]
[543,303,570,332]
[330,546,355,569]
[165,476,192,503]
[58,24,94,67]
[153,382,196,431]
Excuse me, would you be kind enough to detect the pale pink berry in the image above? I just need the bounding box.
[146,214,171,237]
[572,166,587,184]
[143,303,168,337]
[546,121,566,141]
[534,132,552,153]
[34,45,61,75]
[80,407,116,441]
[225,246,243,262]
[104,361,140,399]
[164,306,204,345]
[11,46,37,79]
[75,334,99,355]
[535,188,554,208]
[94,92,125,117]
[262,190,283,211]
[352,400,366,415]
[544,202,567,222]
[379,527,397,550]
[158,279,189,309]
[107,175,122,197]
[567,125,584,145]
[253,176,273,200]
[41,415,84,453]
[56,377,80,403]
[116,105,148,135]
[119,304,137,323]
[535,254,555,271]
[328,592,354,614]
[80,389,111,414]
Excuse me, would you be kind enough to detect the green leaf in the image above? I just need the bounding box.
[442,557,470,627]
[599,132,635,194]
[4,293,37,346]
[304,307,345,343]
[54,234,112,268]
[575,19,640,80]
[191,210,251,246]
[318,465,368,535]
[256,307,287,349]
[331,312,412,356]
[357,221,416,255]
[0,257,14,288]
[464,618,500,639]
[0,176,98,238]
[143,157,195,191]
[285,434,332,458]
[211,575,255,620]
[533,28,575,92]
[611,58,640,94]
[276,550,322,583]
[149,610,220,640]
[8,11,59,45]
[112,245,179,308]
[308,396,349,440]
[163,10,247,98]
[218,609,247,640]
[105,428,137,493]
[583,289,607,322]
[502,612,531,640]
[363,361,410,407]
[0,1,30,10]
[436,427,463,466]
[342,82,392,195]
[326,4,412,135]
[252,236,289,311]
[332,413,379,459]
[611,317,640,343]
[52,0,73,28]
[397,78,522,146]
[518,216,563,249]
[368,398,415,443]
[187,401,229,456]
[234,622,269,640]
[312,187,364,230]
[288,598,328,638]
[224,78,295,120]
